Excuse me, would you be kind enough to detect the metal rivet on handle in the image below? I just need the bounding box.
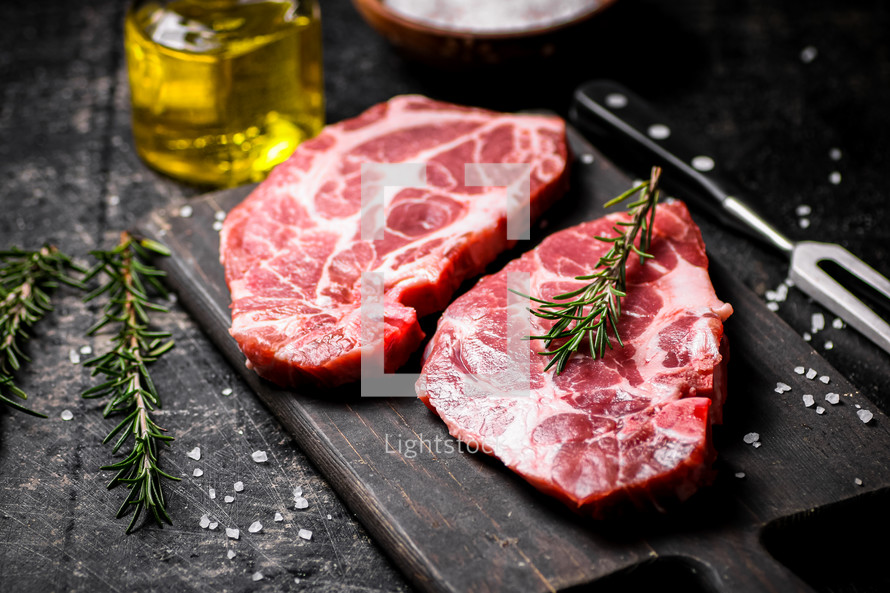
[647,124,671,140]
[605,93,628,108]
[691,156,715,171]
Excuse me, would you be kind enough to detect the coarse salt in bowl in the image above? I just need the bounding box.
[350,0,618,68]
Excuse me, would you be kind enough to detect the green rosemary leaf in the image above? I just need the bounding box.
[0,388,48,418]
[148,340,175,358]
[138,238,172,257]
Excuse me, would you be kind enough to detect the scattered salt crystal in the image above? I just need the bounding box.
[234,481,244,492]
[225,496,235,503]
[765,290,777,301]
[295,497,309,509]
[832,317,845,329]
[825,393,840,405]
[800,45,818,63]
[109,194,120,206]
[251,450,268,463]
[200,515,211,529]
[580,153,595,164]
[798,218,810,229]
[857,409,874,424]
[226,527,239,540]
[221,387,233,396]
[824,341,834,350]
[735,472,746,479]
[743,432,760,444]
[785,277,795,287]
[187,447,201,461]
[854,478,863,486]
[252,571,264,582]
[179,205,193,218]
[803,332,812,342]
[248,521,263,533]
[811,313,825,332]
[209,522,218,530]
[214,210,226,221]
[753,442,762,448]
[60,410,74,421]
[775,284,788,301]
[79,345,92,355]
[292,486,303,498]
[802,394,815,408]
[774,382,791,394]
[856,404,861,409]
[829,148,842,161]
[794,366,805,375]
[227,550,236,559]
[767,302,780,312]
[69,349,80,364]
[819,375,830,384]
[298,528,312,541]
[274,513,284,522]
[816,406,825,415]
[193,468,203,477]
[212,220,224,231]
[209,488,216,500]
[327,514,332,520]
[806,368,817,380]
[795,204,812,217]
[829,171,842,185]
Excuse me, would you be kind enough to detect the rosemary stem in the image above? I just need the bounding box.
[525,166,662,373]
[83,230,178,532]
[1,272,34,349]
[120,239,152,469]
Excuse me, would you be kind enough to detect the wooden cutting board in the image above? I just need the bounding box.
[138,128,890,593]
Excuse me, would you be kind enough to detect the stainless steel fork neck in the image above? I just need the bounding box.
[723,196,795,254]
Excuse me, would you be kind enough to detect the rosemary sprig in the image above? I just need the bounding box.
[81,231,179,533]
[523,166,662,374]
[0,245,83,416]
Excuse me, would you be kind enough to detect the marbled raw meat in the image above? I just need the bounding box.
[417,200,732,517]
[220,95,569,387]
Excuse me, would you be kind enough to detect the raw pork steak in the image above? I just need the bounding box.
[417,200,733,517]
[220,95,569,387]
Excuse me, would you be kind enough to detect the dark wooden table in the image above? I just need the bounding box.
[1,1,888,592]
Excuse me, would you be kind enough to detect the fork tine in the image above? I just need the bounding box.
[790,241,890,355]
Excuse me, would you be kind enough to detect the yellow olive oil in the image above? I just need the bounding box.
[124,0,324,187]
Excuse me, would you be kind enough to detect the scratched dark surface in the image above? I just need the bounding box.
[135,127,890,593]
[1,0,889,592]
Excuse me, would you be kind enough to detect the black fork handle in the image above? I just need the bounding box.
[569,80,794,254]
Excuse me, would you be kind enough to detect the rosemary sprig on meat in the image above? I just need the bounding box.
[81,232,179,533]
[522,166,662,374]
[0,245,83,416]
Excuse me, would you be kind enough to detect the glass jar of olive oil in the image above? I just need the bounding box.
[124,0,324,187]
